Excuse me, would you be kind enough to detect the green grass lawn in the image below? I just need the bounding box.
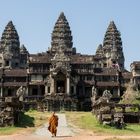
[0,110,50,135]
[66,112,140,136]
[0,127,23,135]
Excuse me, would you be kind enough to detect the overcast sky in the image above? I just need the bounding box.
[0,0,139,70]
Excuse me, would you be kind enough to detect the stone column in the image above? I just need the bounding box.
[45,85,48,94]
[117,87,120,97]
[25,86,28,102]
[38,85,41,96]
[133,77,136,85]
[0,87,3,97]
[74,86,76,95]
[1,69,4,97]
[67,77,70,95]
[26,86,29,96]
[50,78,55,94]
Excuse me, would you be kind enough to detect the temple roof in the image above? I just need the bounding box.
[58,12,67,21]
[0,21,20,54]
[1,82,27,87]
[96,81,119,87]
[71,54,94,64]
[29,53,106,65]
[122,72,132,79]
[0,69,27,77]
[50,12,73,52]
[96,44,104,56]
[20,44,28,54]
[29,54,52,63]
[131,61,140,66]
[130,61,140,71]
[94,67,119,75]
[103,21,122,50]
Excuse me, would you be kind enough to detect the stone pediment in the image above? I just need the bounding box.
[51,44,70,62]
[50,65,71,78]
[50,44,71,75]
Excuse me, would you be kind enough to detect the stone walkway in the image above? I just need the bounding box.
[34,113,74,139]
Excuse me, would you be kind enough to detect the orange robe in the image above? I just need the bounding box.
[48,114,58,136]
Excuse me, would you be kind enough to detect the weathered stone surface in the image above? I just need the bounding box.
[0,97,22,127]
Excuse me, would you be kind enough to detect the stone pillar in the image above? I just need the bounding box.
[50,78,55,94]
[0,87,3,97]
[67,77,70,95]
[25,86,29,102]
[133,78,136,85]
[26,86,29,96]
[45,85,48,94]
[117,87,120,97]
[38,85,41,96]
[74,86,76,95]
[1,69,4,97]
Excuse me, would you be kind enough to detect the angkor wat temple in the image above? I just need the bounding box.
[0,12,139,111]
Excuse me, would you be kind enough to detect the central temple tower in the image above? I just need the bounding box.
[48,12,76,55]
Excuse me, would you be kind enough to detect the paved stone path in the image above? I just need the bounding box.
[34,113,74,139]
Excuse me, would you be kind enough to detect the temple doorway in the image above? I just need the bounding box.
[55,71,66,93]
[56,80,65,93]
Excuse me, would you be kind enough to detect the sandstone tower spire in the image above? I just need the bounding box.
[49,12,75,54]
[103,21,124,69]
[0,21,20,54]
[103,21,122,50]
[0,21,20,68]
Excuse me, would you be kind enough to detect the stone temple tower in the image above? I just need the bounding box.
[103,21,125,69]
[48,12,76,55]
[0,21,20,68]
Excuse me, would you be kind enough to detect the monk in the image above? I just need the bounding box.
[48,112,58,137]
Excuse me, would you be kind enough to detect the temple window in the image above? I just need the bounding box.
[102,76,110,81]
[71,86,74,94]
[5,60,9,66]
[8,89,12,96]
[113,61,116,64]
[15,62,18,67]
[87,76,92,80]
[104,63,107,67]
[98,64,101,68]
[48,87,50,93]
[32,88,38,95]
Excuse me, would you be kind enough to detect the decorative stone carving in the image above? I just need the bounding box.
[16,86,26,101]
[102,89,112,102]
[50,41,71,76]
[91,86,97,101]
